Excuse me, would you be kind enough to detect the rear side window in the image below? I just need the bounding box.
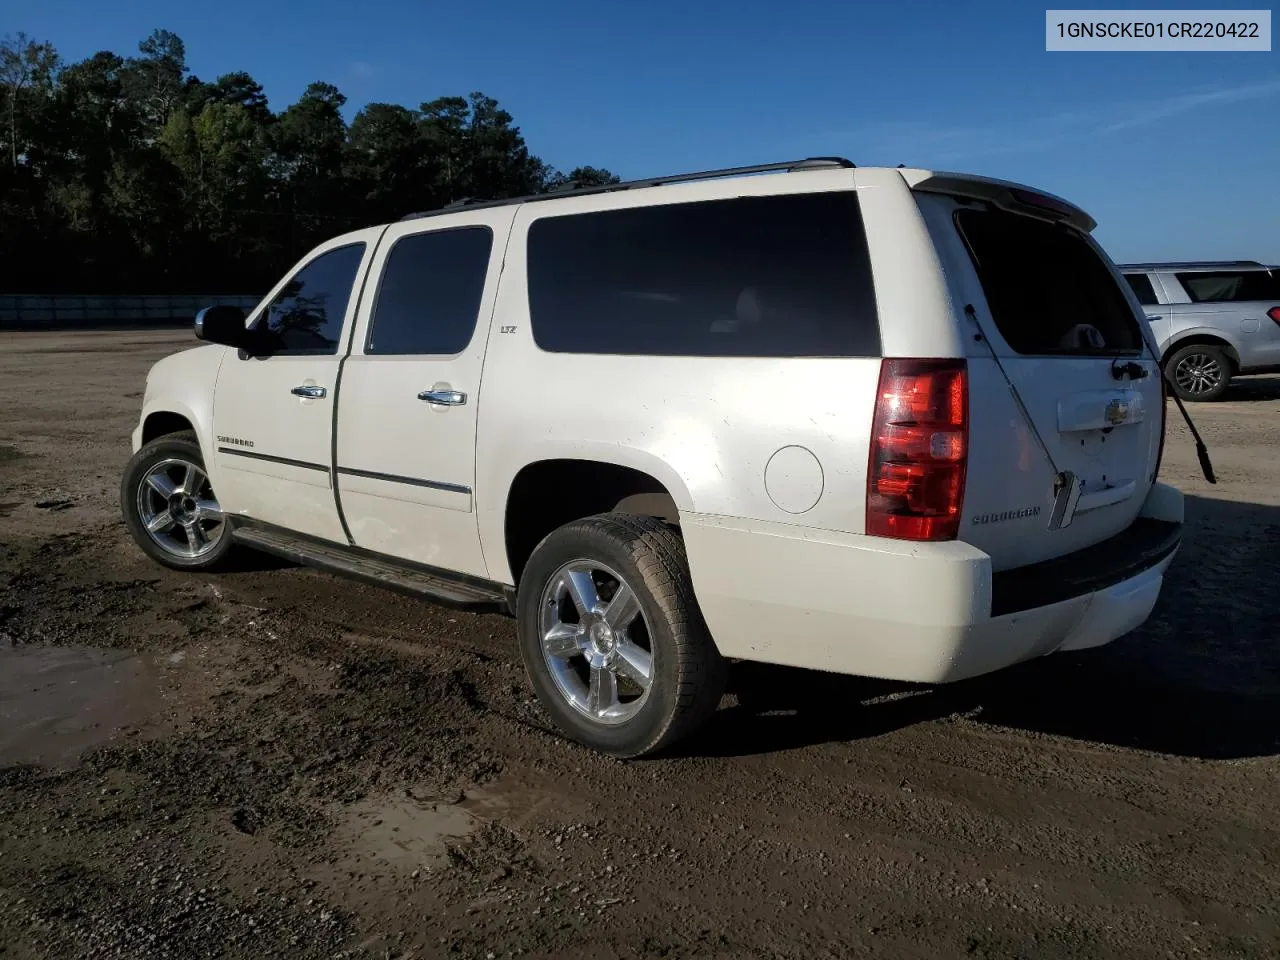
[1124,273,1159,306]
[1175,270,1280,303]
[956,209,1142,355]
[259,243,366,355]
[526,192,880,357]
[367,227,493,355]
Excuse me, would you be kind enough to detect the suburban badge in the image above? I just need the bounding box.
[972,506,1042,525]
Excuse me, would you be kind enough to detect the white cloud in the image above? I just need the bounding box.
[846,76,1280,164]
[1096,78,1280,134]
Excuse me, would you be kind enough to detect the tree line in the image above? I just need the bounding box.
[0,29,618,295]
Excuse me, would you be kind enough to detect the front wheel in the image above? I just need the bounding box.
[121,431,235,570]
[516,514,726,758]
[1166,344,1231,401]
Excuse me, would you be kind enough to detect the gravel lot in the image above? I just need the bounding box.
[2,329,1279,960]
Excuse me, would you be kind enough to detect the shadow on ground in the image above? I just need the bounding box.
[1222,373,1280,402]
[688,493,1280,762]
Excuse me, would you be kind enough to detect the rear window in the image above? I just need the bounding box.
[1175,270,1280,303]
[526,191,880,357]
[1124,273,1159,306]
[955,208,1142,355]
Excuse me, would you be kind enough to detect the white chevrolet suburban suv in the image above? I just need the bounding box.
[121,157,1185,757]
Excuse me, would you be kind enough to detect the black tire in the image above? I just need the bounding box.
[516,514,726,758]
[120,430,236,571]
[1165,344,1232,402]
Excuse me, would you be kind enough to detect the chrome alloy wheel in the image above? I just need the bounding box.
[539,560,654,724]
[1174,352,1224,397]
[135,457,225,559]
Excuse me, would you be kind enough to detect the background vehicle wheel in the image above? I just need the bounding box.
[517,514,726,758]
[120,431,235,570]
[1165,344,1231,401]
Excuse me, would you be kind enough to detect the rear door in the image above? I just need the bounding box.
[916,193,1163,571]
[1172,268,1280,371]
[334,211,511,579]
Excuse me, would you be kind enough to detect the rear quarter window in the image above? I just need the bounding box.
[526,191,880,358]
[1175,270,1280,303]
[955,208,1142,356]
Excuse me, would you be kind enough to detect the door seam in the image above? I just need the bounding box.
[332,225,393,546]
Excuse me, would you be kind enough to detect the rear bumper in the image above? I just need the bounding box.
[682,483,1183,684]
[990,517,1180,617]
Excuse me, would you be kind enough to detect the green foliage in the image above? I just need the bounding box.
[0,30,616,294]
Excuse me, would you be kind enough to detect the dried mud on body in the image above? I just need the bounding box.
[2,330,1280,960]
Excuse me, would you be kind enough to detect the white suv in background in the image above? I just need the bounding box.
[121,157,1184,757]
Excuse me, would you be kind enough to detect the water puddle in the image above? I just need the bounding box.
[333,773,576,872]
[338,795,481,869]
[0,643,158,768]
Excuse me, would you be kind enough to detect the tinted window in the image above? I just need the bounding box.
[1124,273,1158,306]
[258,243,365,355]
[367,227,494,355]
[526,192,880,357]
[1176,270,1280,303]
[956,209,1142,355]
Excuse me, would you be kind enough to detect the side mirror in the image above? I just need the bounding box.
[194,305,249,349]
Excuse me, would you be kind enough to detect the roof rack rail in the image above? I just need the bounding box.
[1119,259,1266,271]
[399,156,855,222]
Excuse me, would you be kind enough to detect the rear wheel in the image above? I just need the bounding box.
[1166,344,1231,401]
[516,514,726,758]
[121,431,235,570]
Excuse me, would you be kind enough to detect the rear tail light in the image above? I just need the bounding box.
[1267,306,1280,326]
[866,359,968,541]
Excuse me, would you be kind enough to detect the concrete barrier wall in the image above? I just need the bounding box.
[0,294,262,330]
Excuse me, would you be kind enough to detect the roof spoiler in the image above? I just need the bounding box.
[1118,260,1266,271]
[900,170,1096,233]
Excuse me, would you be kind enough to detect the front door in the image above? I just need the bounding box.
[1142,272,1177,355]
[335,213,511,578]
[212,232,380,543]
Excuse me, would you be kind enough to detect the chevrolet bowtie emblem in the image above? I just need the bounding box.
[1105,399,1129,425]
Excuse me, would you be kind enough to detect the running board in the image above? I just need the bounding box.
[230,523,513,614]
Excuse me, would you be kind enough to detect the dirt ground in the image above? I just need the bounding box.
[2,329,1278,960]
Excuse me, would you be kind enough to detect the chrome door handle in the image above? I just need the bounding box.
[417,389,467,406]
[291,385,327,399]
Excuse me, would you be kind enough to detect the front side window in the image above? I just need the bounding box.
[366,227,493,355]
[526,191,881,358]
[257,243,366,355]
[1176,270,1280,304]
[1124,273,1158,306]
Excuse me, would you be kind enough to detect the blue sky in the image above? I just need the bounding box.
[11,0,1280,262]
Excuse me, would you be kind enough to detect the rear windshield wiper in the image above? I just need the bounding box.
[1130,317,1217,484]
[1162,373,1217,484]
